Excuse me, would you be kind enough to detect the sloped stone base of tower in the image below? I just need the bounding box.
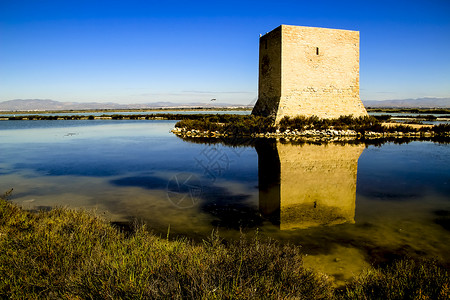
[252,93,368,122]
[252,96,368,122]
[251,96,280,119]
[274,92,368,122]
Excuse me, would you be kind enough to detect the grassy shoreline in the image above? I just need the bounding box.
[1,197,448,299]
[1,113,227,121]
[0,107,253,115]
[173,115,450,140]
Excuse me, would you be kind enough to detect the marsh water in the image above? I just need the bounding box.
[1,119,449,284]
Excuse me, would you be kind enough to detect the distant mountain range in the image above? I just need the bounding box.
[0,99,251,111]
[363,97,450,108]
[0,97,449,111]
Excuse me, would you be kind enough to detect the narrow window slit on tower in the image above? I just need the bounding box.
[316,47,319,55]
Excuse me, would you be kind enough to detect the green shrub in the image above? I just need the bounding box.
[175,115,276,135]
[278,115,383,133]
[433,124,450,135]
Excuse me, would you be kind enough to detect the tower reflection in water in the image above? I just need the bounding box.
[256,140,364,230]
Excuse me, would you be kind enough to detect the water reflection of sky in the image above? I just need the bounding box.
[1,120,259,232]
[358,142,450,199]
[1,120,449,285]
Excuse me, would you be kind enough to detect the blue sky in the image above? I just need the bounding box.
[1,0,449,104]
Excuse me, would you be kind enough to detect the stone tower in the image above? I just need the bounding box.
[252,25,368,122]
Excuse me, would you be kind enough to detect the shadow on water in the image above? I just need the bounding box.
[434,210,450,231]
[111,175,168,190]
[109,173,262,230]
[199,186,262,229]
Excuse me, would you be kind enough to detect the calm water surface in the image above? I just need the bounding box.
[1,120,449,284]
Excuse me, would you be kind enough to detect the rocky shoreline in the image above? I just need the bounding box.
[171,126,444,141]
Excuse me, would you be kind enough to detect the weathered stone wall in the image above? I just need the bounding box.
[252,25,368,122]
[252,27,282,117]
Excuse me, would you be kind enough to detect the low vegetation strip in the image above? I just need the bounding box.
[173,115,450,139]
[1,113,223,121]
[0,196,448,299]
